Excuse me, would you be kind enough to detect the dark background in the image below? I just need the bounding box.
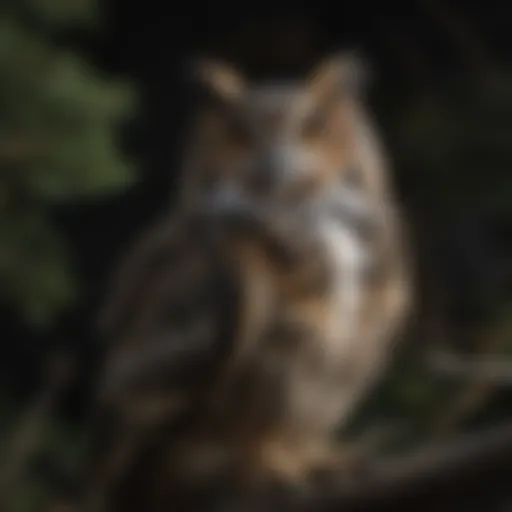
[1,1,511,510]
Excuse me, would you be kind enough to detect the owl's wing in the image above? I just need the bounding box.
[98,210,239,407]
[88,213,239,501]
[98,213,198,345]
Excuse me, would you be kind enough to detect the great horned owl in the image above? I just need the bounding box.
[88,53,411,511]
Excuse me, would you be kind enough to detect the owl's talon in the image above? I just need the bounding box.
[307,443,373,485]
[240,440,310,490]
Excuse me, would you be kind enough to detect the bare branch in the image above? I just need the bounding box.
[426,349,512,385]
[243,420,512,511]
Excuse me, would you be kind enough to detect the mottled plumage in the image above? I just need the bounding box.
[87,53,412,512]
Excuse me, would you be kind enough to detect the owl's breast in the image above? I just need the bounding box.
[318,212,370,359]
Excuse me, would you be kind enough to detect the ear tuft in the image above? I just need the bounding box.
[342,49,372,93]
[309,49,373,100]
[187,57,246,102]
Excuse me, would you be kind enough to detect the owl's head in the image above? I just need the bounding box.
[182,52,372,213]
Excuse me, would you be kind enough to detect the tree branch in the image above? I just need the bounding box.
[207,421,512,512]
[426,349,512,384]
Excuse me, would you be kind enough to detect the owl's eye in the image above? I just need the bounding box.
[300,110,327,139]
[202,104,253,151]
[222,112,252,147]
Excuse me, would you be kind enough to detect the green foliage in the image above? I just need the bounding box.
[0,1,136,328]
[26,0,99,28]
[0,396,88,512]
[8,480,50,512]
[0,0,98,28]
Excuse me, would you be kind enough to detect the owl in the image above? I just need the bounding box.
[87,53,412,511]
